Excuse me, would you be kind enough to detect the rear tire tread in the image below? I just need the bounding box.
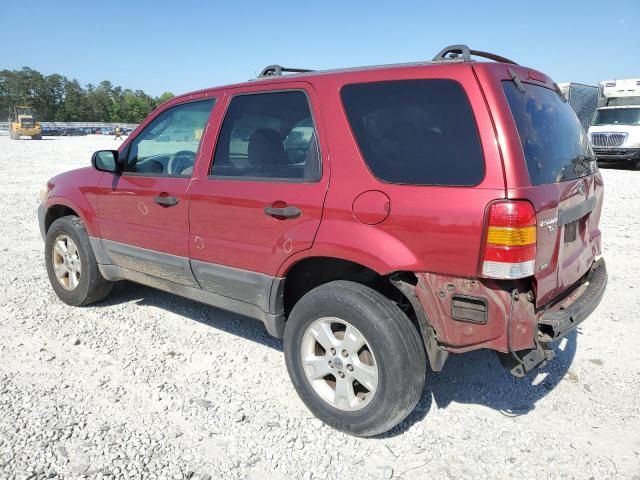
[284,280,426,437]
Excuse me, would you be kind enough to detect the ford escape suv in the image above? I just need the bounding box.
[38,45,607,437]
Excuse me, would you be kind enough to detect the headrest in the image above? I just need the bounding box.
[247,129,286,166]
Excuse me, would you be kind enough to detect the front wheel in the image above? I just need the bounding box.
[45,215,112,306]
[284,280,426,437]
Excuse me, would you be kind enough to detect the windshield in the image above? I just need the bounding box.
[593,108,640,126]
[16,107,33,116]
[503,81,596,185]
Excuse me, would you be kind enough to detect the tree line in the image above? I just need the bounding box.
[0,67,174,123]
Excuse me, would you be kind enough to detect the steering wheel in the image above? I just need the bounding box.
[168,150,196,176]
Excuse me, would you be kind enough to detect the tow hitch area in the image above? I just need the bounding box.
[499,343,555,378]
[502,259,607,378]
[499,288,554,377]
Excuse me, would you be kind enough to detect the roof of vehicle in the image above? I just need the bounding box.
[169,44,525,102]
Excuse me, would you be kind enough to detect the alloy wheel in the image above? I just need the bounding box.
[300,317,379,411]
[51,234,81,291]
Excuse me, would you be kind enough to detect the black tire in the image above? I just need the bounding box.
[32,133,42,140]
[45,216,112,306]
[284,280,426,437]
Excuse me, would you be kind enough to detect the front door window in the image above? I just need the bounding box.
[125,99,215,177]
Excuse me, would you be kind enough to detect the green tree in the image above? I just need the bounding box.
[56,79,86,121]
[0,66,174,122]
[156,91,175,105]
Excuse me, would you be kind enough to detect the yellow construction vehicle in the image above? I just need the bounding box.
[8,106,42,140]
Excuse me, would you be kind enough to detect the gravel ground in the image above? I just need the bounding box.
[0,135,639,480]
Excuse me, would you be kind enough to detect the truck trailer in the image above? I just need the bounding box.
[557,82,598,131]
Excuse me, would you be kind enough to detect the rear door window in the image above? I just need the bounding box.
[503,82,596,185]
[340,79,484,186]
[211,91,320,181]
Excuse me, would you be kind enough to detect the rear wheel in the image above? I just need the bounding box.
[284,280,426,437]
[32,133,42,140]
[45,216,112,306]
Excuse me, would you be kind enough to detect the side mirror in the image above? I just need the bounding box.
[91,150,121,174]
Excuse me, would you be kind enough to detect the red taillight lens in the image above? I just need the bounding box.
[487,201,537,227]
[482,201,537,279]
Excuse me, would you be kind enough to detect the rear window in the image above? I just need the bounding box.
[341,80,484,186]
[503,81,596,185]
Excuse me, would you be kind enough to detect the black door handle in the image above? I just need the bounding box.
[154,195,179,207]
[264,205,302,219]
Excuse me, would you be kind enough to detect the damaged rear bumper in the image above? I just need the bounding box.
[501,258,607,377]
[537,258,607,343]
[402,258,607,377]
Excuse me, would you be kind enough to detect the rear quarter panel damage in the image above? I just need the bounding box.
[415,273,536,353]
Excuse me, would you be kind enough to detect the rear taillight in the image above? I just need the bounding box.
[482,201,536,279]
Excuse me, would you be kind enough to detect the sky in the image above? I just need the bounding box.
[2,0,639,97]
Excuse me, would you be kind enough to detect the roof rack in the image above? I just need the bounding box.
[258,65,314,78]
[432,44,518,65]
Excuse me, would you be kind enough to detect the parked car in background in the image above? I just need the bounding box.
[588,78,640,169]
[60,128,85,136]
[42,127,61,136]
[37,45,607,437]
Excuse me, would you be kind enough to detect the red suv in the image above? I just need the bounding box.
[38,45,607,437]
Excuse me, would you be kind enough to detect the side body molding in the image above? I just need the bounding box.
[90,238,286,338]
[190,259,273,312]
[100,239,199,287]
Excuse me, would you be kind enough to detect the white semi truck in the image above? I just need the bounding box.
[588,78,640,169]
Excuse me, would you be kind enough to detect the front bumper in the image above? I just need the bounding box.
[593,147,640,162]
[38,203,47,241]
[16,127,41,136]
[537,258,607,342]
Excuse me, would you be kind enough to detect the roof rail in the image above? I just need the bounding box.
[258,65,314,78]
[432,44,518,65]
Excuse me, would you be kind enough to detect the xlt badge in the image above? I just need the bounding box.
[540,216,558,233]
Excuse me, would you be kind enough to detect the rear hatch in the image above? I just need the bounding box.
[500,73,604,308]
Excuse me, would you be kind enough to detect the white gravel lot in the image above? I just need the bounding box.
[0,135,639,480]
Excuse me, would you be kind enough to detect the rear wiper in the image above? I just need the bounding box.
[508,67,525,93]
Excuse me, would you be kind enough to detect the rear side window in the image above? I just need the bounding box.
[211,91,320,181]
[503,81,596,185]
[341,79,484,186]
